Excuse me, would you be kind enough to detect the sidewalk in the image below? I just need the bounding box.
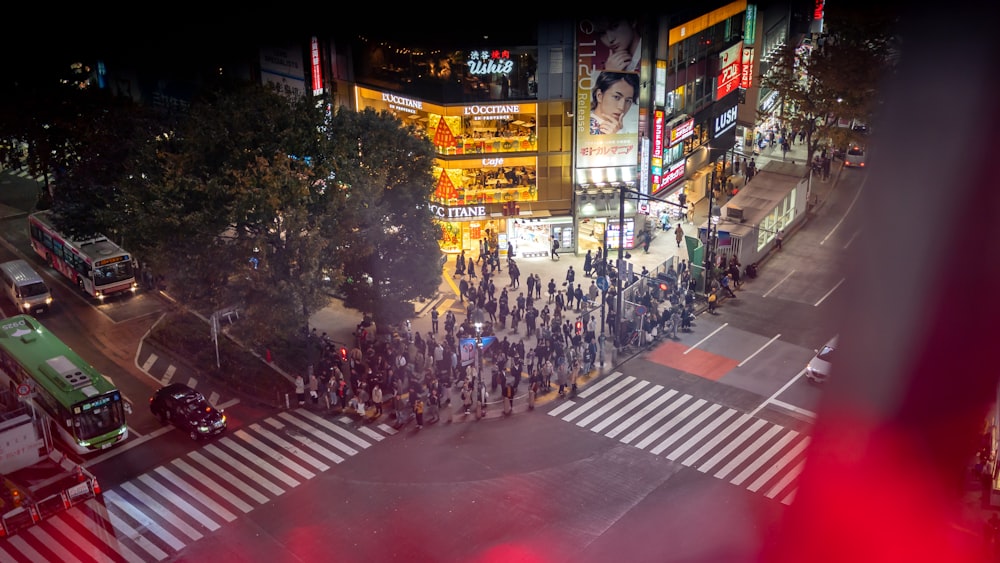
[307,138,826,420]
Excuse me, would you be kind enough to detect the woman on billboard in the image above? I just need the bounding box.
[596,19,641,72]
[589,71,639,135]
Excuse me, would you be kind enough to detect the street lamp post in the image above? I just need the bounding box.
[473,320,483,419]
[599,287,607,368]
[616,182,627,349]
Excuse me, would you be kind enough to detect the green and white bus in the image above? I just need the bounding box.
[0,315,128,454]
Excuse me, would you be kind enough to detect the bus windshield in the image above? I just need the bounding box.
[95,261,134,286]
[73,394,127,441]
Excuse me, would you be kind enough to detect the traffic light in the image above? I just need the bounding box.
[340,347,348,362]
[659,281,670,292]
[575,320,583,335]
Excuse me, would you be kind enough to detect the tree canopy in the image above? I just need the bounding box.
[3,76,442,348]
[757,6,898,164]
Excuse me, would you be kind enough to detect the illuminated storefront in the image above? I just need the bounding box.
[355,86,541,254]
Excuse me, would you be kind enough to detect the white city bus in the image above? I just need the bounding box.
[27,210,138,299]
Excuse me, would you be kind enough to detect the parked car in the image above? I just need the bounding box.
[844,145,866,168]
[805,335,838,384]
[149,383,227,440]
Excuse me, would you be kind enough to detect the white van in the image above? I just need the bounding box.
[0,259,52,314]
[844,145,866,168]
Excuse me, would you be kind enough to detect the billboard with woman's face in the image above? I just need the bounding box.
[576,19,642,169]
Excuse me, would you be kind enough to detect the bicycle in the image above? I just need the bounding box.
[620,330,641,352]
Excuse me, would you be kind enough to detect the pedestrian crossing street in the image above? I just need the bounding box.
[0,409,397,562]
[548,372,810,505]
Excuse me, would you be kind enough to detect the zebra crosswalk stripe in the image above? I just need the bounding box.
[4,410,396,561]
[175,455,262,508]
[87,497,170,560]
[104,489,186,551]
[548,375,813,505]
[153,465,238,521]
[564,375,635,423]
[621,393,692,445]
[135,474,220,531]
[63,503,147,563]
[748,437,810,493]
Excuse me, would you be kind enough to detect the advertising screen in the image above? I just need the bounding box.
[575,19,642,169]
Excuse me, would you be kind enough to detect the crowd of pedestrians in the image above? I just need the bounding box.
[293,201,763,426]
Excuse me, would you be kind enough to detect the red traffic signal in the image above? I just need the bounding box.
[575,320,583,334]
[340,347,348,361]
[658,282,670,292]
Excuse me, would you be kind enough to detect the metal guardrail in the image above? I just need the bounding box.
[0,466,100,538]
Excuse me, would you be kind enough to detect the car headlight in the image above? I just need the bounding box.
[197,425,212,433]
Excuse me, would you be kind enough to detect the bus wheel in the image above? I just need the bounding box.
[77,278,86,292]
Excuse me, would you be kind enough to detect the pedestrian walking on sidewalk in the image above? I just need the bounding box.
[431,309,439,333]
[708,289,718,314]
[584,250,593,277]
[548,278,557,303]
[413,397,425,429]
[294,375,306,406]
[675,224,684,248]
[776,229,784,250]
[503,381,514,415]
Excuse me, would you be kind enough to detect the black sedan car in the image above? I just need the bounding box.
[149,383,227,440]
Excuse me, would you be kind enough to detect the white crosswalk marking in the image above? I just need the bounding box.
[682,413,753,467]
[186,452,269,506]
[136,474,220,531]
[263,418,345,464]
[547,374,814,504]
[247,423,330,472]
[698,418,768,473]
[591,384,663,433]
[8,534,51,562]
[155,465,238,521]
[621,393,692,444]
[203,442,289,495]
[635,398,707,450]
[231,429,315,480]
[120,481,204,541]
[713,425,783,480]
[565,375,636,423]
[64,504,147,563]
[667,408,737,462]
[87,497,169,561]
[105,490,186,550]
[25,525,87,563]
[605,389,676,439]
[576,379,649,428]
[46,515,107,562]
[278,411,360,455]
[649,403,722,455]
[0,411,395,562]
[748,437,810,493]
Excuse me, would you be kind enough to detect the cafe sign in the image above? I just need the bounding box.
[429,203,488,220]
